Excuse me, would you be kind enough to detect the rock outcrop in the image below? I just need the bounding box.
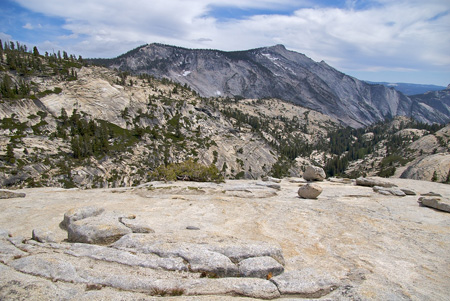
[401,153,450,182]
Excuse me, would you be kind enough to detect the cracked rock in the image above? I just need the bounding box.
[238,256,284,278]
[271,269,340,298]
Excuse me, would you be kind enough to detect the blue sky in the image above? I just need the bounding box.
[1,0,449,86]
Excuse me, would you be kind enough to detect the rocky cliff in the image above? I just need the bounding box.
[92,43,450,127]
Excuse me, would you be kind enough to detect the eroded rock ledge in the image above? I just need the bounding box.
[0,206,341,299]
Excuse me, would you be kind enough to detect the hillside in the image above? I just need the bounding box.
[1,43,449,189]
[91,43,450,128]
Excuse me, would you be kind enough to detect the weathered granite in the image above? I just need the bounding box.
[61,206,105,230]
[298,183,323,199]
[418,197,450,213]
[67,212,132,244]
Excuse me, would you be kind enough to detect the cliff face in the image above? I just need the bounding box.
[95,43,450,127]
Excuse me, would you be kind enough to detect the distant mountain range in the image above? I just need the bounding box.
[364,81,447,96]
[90,43,450,127]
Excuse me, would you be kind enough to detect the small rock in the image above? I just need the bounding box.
[0,189,26,199]
[356,177,397,188]
[418,197,450,213]
[388,188,407,197]
[238,256,284,278]
[303,166,326,181]
[256,182,281,190]
[421,192,442,197]
[373,186,406,197]
[401,188,416,195]
[262,176,282,183]
[186,226,200,230]
[298,184,323,199]
[32,229,57,243]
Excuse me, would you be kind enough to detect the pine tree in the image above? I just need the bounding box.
[431,171,438,182]
[5,142,15,164]
[33,46,39,57]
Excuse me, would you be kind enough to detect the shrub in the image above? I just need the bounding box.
[149,159,223,183]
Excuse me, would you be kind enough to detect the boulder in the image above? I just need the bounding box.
[298,184,323,199]
[32,229,57,243]
[0,189,26,199]
[61,206,105,230]
[67,212,132,244]
[303,166,326,181]
[418,197,450,213]
[401,188,417,195]
[238,256,284,278]
[356,177,397,188]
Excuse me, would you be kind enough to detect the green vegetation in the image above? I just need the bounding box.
[0,40,84,100]
[149,159,223,183]
[324,119,445,178]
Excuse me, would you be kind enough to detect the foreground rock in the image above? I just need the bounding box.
[0,179,450,300]
[298,183,323,199]
[0,189,26,199]
[302,166,326,181]
[0,229,291,299]
[419,197,450,213]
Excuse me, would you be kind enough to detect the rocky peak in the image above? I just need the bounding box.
[92,44,450,127]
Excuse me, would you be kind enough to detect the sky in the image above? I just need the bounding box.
[1,0,449,86]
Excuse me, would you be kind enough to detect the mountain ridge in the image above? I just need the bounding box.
[90,43,450,128]
[365,81,447,96]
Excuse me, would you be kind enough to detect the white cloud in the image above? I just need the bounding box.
[23,23,33,30]
[12,0,450,77]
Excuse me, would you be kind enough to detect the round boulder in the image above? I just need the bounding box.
[302,166,326,181]
[298,184,323,199]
